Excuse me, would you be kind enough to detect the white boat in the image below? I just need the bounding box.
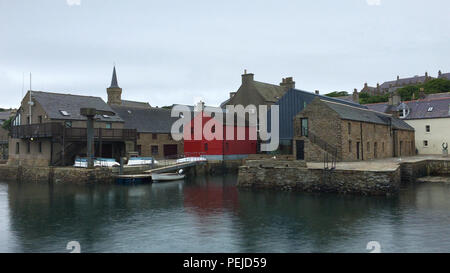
[126,157,159,166]
[152,173,185,182]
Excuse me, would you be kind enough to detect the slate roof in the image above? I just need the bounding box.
[439,72,450,80]
[0,111,12,122]
[111,105,177,133]
[121,100,151,108]
[424,92,450,100]
[224,80,288,107]
[379,75,432,91]
[365,96,450,120]
[30,91,123,122]
[321,100,414,131]
[402,98,450,120]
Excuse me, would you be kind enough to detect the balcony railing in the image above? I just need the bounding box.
[11,123,136,142]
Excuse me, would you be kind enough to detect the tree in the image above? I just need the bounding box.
[325,91,349,97]
[1,116,13,132]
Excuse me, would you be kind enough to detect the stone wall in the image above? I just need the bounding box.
[293,98,415,162]
[401,159,450,183]
[137,132,183,159]
[0,165,115,184]
[238,160,401,195]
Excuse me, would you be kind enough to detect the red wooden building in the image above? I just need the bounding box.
[183,107,257,160]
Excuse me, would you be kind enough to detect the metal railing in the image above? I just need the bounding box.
[307,130,339,170]
[11,123,136,141]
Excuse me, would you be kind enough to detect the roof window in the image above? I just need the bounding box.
[102,114,110,118]
[427,107,433,112]
[60,110,70,116]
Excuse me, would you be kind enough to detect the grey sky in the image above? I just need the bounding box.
[1,0,449,109]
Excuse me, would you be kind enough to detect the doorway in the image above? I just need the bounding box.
[296,140,304,160]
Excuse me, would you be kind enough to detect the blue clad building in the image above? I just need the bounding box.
[270,88,365,154]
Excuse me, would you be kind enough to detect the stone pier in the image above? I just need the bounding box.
[238,160,401,195]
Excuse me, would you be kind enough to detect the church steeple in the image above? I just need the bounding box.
[110,66,119,88]
[107,66,122,105]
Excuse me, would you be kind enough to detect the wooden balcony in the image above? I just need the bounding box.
[11,123,136,142]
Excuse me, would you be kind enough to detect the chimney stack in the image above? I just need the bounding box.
[439,70,442,77]
[425,72,428,78]
[419,88,426,99]
[280,77,295,89]
[364,82,368,88]
[397,75,400,80]
[315,90,320,95]
[388,92,401,106]
[241,70,254,84]
[352,88,359,103]
[195,101,205,112]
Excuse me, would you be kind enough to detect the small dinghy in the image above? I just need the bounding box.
[152,169,185,182]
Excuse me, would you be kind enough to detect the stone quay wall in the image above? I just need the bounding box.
[238,160,401,196]
[401,159,450,183]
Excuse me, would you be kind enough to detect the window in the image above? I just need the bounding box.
[426,125,430,132]
[60,110,70,116]
[212,125,215,133]
[65,121,72,128]
[427,107,433,112]
[424,140,429,147]
[382,142,385,153]
[38,142,42,153]
[137,145,142,155]
[38,115,43,124]
[106,123,112,129]
[151,145,159,155]
[374,142,378,158]
[27,116,31,124]
[367,142,370,152]
[204,143,208,151]
[15,143,19,154]
[349,140,352,153]
[301,118,308,137]
[152,133,157,140]
[27,142,31,153]
[348,123,351,135]
[137,133,140,140]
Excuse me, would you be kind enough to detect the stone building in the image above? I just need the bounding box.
[8,90,136,167]
[366,93,450,155]
[361,71,436,95]
[273,88,363,154]
[0,110,14,160]
[293,97,415,162]
[106,66,183,159]
[221,71,295,108]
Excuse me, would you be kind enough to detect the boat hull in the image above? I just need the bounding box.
[152,173,185,182]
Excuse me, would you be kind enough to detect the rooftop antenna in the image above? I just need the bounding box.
[28,73,34,124]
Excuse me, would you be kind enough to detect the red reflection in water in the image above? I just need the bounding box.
[183,183,239,216]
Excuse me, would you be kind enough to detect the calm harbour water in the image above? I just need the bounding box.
[1,175,450,253]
